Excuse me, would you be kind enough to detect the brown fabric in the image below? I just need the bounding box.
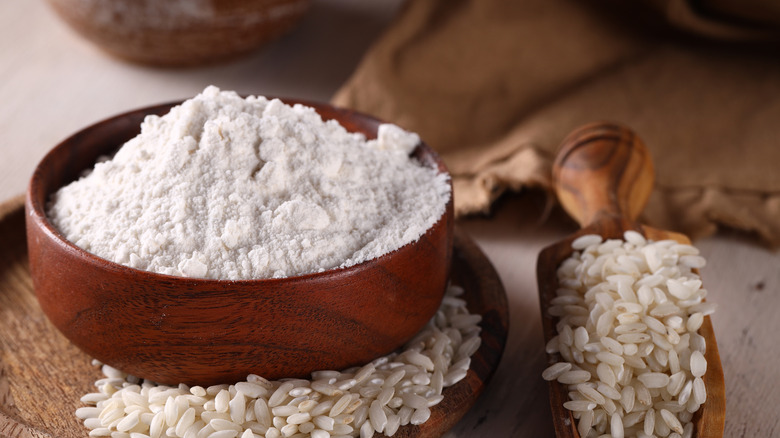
[642,0,780,40]
[332,0,780,246]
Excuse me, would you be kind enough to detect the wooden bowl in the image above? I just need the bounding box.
[45,0,311,66]
[25,99,453,386]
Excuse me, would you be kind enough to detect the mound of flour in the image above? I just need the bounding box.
[48,86,450,280]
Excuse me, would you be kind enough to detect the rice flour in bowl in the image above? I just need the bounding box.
[26,87,454,385]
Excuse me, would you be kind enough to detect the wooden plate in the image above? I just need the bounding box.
[0,195,509,438]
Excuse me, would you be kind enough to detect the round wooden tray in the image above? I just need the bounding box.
[0,195,509,438]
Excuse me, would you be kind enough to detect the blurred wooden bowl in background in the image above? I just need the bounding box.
[45,0,311,66]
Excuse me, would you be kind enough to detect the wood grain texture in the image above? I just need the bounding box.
[552,122,654,230]
[537,122,725,438]
[1,196,508,438]
[25,100,454,386]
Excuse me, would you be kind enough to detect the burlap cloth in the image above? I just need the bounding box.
[332,0,780,246]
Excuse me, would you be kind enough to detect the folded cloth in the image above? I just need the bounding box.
[332,0,780,246]
[640,0,780,41]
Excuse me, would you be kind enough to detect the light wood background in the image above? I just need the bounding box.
[1,1,779,437]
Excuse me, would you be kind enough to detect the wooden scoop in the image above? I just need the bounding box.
[537,122,725,437]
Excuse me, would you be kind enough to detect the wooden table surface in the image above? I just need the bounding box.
[1,1,779,437]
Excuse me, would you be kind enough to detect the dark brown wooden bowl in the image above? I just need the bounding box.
[45,0,311,66]
[25,99,453,386]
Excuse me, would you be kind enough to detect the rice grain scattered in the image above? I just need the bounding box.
[76,284,481,438]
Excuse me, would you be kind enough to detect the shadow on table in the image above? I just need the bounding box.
[453,192,577,437]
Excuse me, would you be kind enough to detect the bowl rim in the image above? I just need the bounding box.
[26,97,453,286]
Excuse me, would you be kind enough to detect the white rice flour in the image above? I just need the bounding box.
[48,86,450,280]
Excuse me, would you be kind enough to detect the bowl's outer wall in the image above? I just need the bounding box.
[25,101,453,385]
[45,0,313,67]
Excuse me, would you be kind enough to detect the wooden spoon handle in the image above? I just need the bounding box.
[553,122,654,229]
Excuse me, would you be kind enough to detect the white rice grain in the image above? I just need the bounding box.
[210,419,242,432]
[578,409,594,437]
[116,411,141,433]
[644,409,655,436]
[368,401,387,433]
[599,337,623,355]
[268,383,295,407]
[596,363,616,388]
[563,400,596,412]
[619,386,635,413]
[383,370,406,388]
[577,383,606,405]
[409,407,431,425]
[359,419,373,438]
[333,426,357,437]
[557,370,592,385]
[313,415,335,431]
[77,407,102,420]
[215,391,230,414]
[610,412,624,438]
[595,351,625,367]
[208,430,239,438]
[690,351,707,378]
[400,393,428,411]
[660,408,684,434]
[542,362,571,380]
[287,413,311,425]
[543,232,714,438]
[622,411,644,428]
[572,234,603,250]
[384,414,401,436]
[597,382,621,401]
[442,368,468,387]
[693,377,707,405]
[667,371,687,396]
[638,372,670,389]
[229,391,246,424]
